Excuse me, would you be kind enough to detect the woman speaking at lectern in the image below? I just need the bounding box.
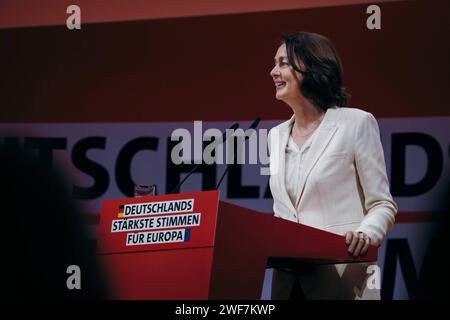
[267,32,397,300]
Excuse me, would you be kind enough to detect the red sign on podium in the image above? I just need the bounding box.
[97,190,219,254]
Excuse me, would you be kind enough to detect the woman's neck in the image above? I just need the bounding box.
[288,98,325,129]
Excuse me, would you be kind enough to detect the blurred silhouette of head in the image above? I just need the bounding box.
[0,147,107,299]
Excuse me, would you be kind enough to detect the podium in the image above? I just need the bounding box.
[97,190,377,299]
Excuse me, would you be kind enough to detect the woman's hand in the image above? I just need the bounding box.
[345,231,371,257]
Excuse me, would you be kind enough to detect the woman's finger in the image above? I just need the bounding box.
[345,231,352,245]
[347,232,359,254]
[353,236,365,257]
[360,236,371,256]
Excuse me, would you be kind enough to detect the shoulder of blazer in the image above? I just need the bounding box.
[268,107,373,136]
[335,107,372,122]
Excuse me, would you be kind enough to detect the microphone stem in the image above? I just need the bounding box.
[215,166,230,190]
[170,163,201,194]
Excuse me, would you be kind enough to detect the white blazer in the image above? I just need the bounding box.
[268,106,397,299]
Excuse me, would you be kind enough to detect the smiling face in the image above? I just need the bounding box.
[270,43,304,103]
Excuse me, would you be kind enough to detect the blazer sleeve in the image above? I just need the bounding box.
[354,112,398,246]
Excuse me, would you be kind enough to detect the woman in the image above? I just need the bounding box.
[268,32,397,300]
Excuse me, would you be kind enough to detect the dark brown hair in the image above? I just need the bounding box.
[282,32,349,110]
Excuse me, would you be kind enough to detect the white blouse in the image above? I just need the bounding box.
[284,127,316,209]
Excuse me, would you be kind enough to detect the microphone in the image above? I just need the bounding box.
[215,117,261,190]
[169,122,239,194]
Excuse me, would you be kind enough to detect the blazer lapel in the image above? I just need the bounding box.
[294,108,338,208]
[272,115,298,215]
